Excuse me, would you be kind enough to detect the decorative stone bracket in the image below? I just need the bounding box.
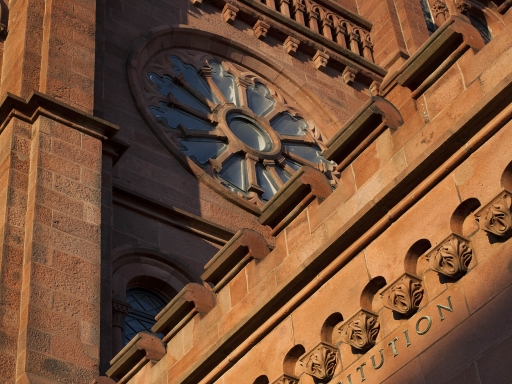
[271,374,300,384]
[475,189,512,239]
[426,234,472,279]
[338,309,380,351]
[313,51,329,71]
[152,283,216,342]
[254,20,270,39]
[201,228,271,291]
[106,332,166,383]
[299,342,338,382]
[222,3,239,24]
[283,36,300,55]
[323,96,403,165]
[258,166,332,235]
[382,16,485,98]
[381,273,423,316]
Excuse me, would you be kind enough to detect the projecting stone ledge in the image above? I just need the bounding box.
[106,332,165,383]
[258,166,332,235]
[152,283,216,342]
[202,228,271,291]
[323,96,403,164]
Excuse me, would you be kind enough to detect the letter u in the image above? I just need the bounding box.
[370,349,384,369]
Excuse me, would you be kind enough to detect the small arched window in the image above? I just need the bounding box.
[123,288,166,344]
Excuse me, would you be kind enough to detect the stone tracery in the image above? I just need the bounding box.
[143,53,336,206]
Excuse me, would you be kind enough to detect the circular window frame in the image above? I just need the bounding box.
[127,26,338,214]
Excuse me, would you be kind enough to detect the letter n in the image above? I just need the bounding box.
[437,296,453,321]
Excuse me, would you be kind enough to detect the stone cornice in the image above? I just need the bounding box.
[171,69,512,384]
[0,91,119,140]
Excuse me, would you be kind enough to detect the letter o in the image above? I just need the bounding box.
[416,316,432,335]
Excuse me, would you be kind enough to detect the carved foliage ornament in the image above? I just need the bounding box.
[432,0,449,17]
[271,374,299,384]
[382,274,423,316]
[338,309,380,351]
[300,342,338,381]
[427,234,472,278]
[476,191,512,239]
[140,52,336,207]
[454,0,471,13]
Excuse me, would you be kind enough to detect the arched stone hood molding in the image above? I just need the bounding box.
[126,25,348,214]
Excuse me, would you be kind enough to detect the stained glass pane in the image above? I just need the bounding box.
[285,159,302,172]
[275,166,291,183]
[150,102,214,131]
[123,289,166,345]
[218,155,248,192]
[271,113,308,136]
[256,164,279,201]
[209,61,240,106]
[227,114,272,152]
[284,143,331,164]
[469,14,492,44]
[178,139,227,164]
[149,73,211,114]
[170,56,219,103]
[247,83,275,116]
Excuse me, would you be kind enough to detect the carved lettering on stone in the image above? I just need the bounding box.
[382,274,423,316]
[300,342,338,381]
[427,234,472,278]
[338,309,380,351]
[476,191,512,239]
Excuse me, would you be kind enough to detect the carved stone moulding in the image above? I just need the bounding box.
[271,374,299,384]
[475,190,512,239]
[337,309,380,352]
[426,234,472,279]
[381,273,423,316]
[299,342,338,381]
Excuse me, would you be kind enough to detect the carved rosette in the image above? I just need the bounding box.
[271,374,299,384]
[432,0,449,20]
[299,342,338,381]
[338,309,380,351]
[476,190,512,239]
[454,0,471,13]
[427,234,472,278]
[382,273,423,316]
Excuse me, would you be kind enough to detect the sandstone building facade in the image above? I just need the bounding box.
[0,0,511,383]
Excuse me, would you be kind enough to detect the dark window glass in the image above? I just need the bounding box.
[123,288,166,345]
[469,14,492,44]
[246,83,275,116]
[419,0,437,34]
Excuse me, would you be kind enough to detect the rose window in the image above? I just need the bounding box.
[143,55,335,206]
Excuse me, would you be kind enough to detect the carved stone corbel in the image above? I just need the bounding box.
[254,20,270,40]
[283,36,300,55]
[299,342,338,382]
[381,273,423,316]
[426,234,472,278]
[475,190,512,239]
[222,4,239,24]
[107,332,166,383]
[313,51,329,71]
[152,283,216,342]
[342,66,358,84]
[338,309,380,351]
[432,0,450,24]
[271,374,299,384]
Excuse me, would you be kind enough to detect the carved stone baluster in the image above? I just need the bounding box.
[349,30,361,56]
[278,0,292,18]
[322,13,334,41]
[362,33,374,61]
[335,22,348,48]
[307,5,320,33]
[292,0,306,25]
